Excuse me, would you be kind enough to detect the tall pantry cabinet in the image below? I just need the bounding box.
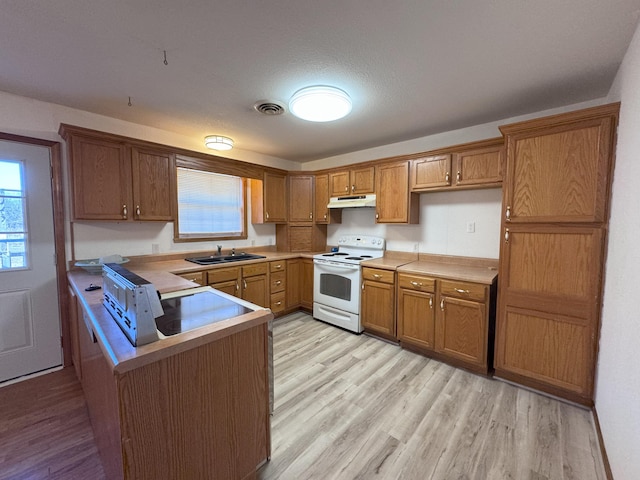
[495,103,619,405]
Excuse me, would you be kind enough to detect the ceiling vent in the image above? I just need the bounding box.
[254,101,285,116]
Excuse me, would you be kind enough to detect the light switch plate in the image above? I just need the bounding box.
[466,221,475,233]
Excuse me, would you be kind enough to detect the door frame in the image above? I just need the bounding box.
[0,132,69,366]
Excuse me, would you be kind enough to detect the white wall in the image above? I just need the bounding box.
[595,19,640,480]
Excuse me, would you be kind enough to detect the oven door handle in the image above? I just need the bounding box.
[314,261,360,272]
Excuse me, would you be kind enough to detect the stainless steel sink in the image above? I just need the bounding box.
[186,253,266,265]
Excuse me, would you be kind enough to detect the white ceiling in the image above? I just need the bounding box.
[1,0,639,162]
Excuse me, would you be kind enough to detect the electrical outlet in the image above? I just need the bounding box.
[251,240,255,246]
[466,222,475,233]
[413,243,419,252]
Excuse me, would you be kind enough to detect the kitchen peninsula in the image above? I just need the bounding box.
[67,266,273,480]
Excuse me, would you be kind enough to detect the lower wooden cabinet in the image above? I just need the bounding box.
[301,258,314,310]
[207,263,268,308]
[361,267,396,340]
[269,260,287,314]
[397,273,495,373]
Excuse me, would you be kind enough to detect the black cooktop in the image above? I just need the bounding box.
[155,290,251,336]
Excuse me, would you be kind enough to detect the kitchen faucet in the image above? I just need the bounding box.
[217,245,222,256]
[231,247,236,256]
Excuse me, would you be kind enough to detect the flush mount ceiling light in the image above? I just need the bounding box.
[204,135,234,151]
[289,85,352,122]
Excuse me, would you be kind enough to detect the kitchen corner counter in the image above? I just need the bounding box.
[68,269,273,375]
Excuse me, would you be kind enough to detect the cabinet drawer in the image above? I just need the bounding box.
[243,262,268,277]
[398,273,436,292]
[270,271,286,293]
[270,292,286,313]
[270,260,286,273]
[440,279,486,302]
[362,267,394,284]
[207,266,240,284]
[177,271,205,285]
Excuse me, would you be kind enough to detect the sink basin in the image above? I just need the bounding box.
[186,253,266,265]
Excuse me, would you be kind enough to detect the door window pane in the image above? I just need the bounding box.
[0,160,28,270]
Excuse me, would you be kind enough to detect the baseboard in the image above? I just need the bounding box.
[592,406,614,480]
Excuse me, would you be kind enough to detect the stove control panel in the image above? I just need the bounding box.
[337,235,385,249]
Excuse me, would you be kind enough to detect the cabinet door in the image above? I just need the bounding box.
[410,154,451,190]
[329,171,350,197]
[131,147,175,221]
[254,173,287,223]
[503,116,614,223]
[289,175,314,223]
[351,166,375,194]
[454,145,503,187]
[67,287,82,380]
[212,280,240,297]
[437,296,486,366]
[70,135,131,220]
[286,259,301,309]
[397,288,436,350]
[314,174,341,224]
[242,274,268,307]
[375,161,418,224]
[301,259,314,309]
[361,279,395,338]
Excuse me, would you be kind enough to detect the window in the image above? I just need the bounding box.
[175,167,246,241]
[0,160,28,270]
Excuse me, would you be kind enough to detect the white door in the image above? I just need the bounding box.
[0,140,61,383]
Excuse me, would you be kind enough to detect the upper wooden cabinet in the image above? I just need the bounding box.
[453,144,503,187]
[62,130,176,221]
[314,174,342,224]
[501,113,615,224]
[329,166,375,196]
[289,175,314,223]
[375,161,419,224]
[251,172,288,224]
[411,139,504,192]
[411,154,452,190]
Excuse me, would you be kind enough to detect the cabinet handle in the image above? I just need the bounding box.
[235,282,240,292]
[454,288,470,294]
[362,282,365,291]
[309,212,313,219]
[445,172,450,184]
[373,274,382,279]
[266,211,270,220]
[456,171,461,182]
[136,205,141,217]
[345,185,349,192]
[275,264,282,269]
[440,299,445,311]
[323,213,327,220]
[243,279,247,289]
[351,184,355,192]
[122,205,128,219]
[375,212,379,219]
[504,228,510,244]
[410,281,423,287]
[275,301,282,306]
[505,205,511,222]
[275,280,282,286]
[429,296,433,308]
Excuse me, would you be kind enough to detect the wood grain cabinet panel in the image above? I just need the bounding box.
[251,173,288,224]
[62,130,176,222]
[286,259,301,310]
[375,161,419,224]
[130,147,175,221]
[314,174,342,224]
[454,145,503,187]
[361,267,396,340]
[329,167,375,196]
[496,103,619,405]
[177,271,205,285]
[397,287,436,350]
[301,258,314,310]
[289,175,314,223]
[437,296,486,366]
[411,154,452,189]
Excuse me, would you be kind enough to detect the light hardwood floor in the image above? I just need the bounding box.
[258,312,606,480]
[0,312,605,480]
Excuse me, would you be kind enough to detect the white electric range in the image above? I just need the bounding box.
[313,235,385,333]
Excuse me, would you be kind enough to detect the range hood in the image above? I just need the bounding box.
[327,194,376,209]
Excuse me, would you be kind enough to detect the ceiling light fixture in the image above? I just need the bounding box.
[204,135,234,151]
[289,85,352,122]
